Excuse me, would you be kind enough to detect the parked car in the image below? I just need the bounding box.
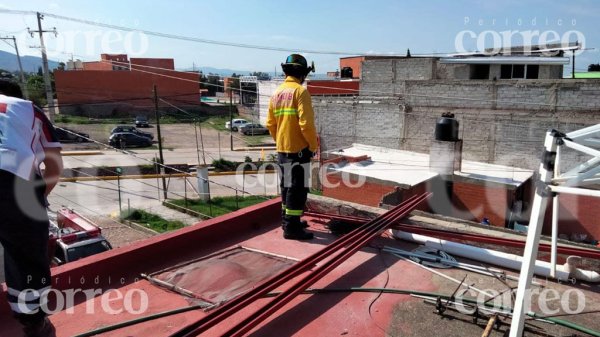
[110,125,154,140]
[135,115,150,128]
[109,132,153,148]
[239,123,269,135]
[225,118,249,131]
[55,127,89,143]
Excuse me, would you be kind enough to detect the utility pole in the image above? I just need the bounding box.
[0,36,28,99]
[28,12,57,120]
[572,50,576,79]
[229,88,234,151]
[153,85,168,199]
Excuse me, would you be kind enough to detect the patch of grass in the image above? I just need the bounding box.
[241,135,271,146]
[170,196,270,218]
[202,115,238,131]
[309,189,323,196]
[54,115,128,125]
[122,209,186,233]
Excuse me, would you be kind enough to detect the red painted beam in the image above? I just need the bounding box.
[304,211,600,260]
[170,194,428,337]
[221,194,431,337]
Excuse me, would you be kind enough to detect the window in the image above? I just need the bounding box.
[512,65,525,78]
[526,65,539,79]
[499,64,539,79]
[471,64,490,79]
[500,65,512,79]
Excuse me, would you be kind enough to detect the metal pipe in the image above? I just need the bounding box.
[551,194,559,278]
[306,210,600,260]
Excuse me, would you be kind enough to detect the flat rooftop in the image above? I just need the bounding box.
[1,197,599,337]
[329,143,533,187]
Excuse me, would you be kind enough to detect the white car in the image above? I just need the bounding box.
[225,118,249,131]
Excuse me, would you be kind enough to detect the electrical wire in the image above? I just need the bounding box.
[61,160,210,220]
[0,9,421,56]
[68,286,600,337]
[42,54,598,132]
[55,127,273,203]
[101,57,599,111]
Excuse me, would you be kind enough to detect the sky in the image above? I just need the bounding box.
[0,0,599,74]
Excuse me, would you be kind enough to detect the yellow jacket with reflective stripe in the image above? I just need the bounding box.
[266,76,318,153]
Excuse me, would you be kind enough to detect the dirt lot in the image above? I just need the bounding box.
[89,216,154,249]
[56,122,273,151]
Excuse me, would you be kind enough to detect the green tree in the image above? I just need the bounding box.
[251,71,271,80]
[26,74,46,107]
[589,64,600,71]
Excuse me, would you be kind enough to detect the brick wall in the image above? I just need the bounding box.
[322,173,397,207]
[340,57,365,79]
[55,69,199,115]
[452,181,510,227]
[307,80,359,95]
[542,194,600,241]
[130,58,175,71]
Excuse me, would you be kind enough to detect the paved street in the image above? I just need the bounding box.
[49,173,279,217]
[62,147,277,170]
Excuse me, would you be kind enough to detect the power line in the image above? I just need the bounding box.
[65,162,212,219]
[102,58,598,111]
[0,9,413,56]
[55,126,273,202]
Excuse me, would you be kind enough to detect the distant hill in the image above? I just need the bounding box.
[182,66,327,79]
[0,50,59,73]
[180,66,252,76]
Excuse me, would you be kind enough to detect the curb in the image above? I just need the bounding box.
[119,219,161,236]
[59,170,277,182]
[61,151,104,156]
[162,201,211,220]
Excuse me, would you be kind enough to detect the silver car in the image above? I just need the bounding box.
[239,123,269,136]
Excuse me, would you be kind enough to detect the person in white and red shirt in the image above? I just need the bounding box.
[0,79,63,337]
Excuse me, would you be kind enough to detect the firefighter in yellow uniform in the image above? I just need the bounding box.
[266,54,318,240]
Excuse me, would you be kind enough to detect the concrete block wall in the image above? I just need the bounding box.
[314,57,600,170]
[404,81,494,109]
[313,96,404,152]
[558,82,600,110]
[496,83,552,110]
[361,58,435,95]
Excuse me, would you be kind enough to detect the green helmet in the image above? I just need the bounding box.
[281,54,315,77]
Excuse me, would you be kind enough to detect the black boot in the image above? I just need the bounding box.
[21,317,56,337]
[282,208,308,228]
[283,216,313,240]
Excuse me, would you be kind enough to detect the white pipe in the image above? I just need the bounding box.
[551,195,559,278]
[549,184,600,198]
[564,256,600,283]
[383,246,543,286]
[391,230,572,281]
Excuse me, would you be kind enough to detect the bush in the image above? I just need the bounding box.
[212,158,237,171]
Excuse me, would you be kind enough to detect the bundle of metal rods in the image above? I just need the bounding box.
[304,211,600,260]
[169,192,431,337]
